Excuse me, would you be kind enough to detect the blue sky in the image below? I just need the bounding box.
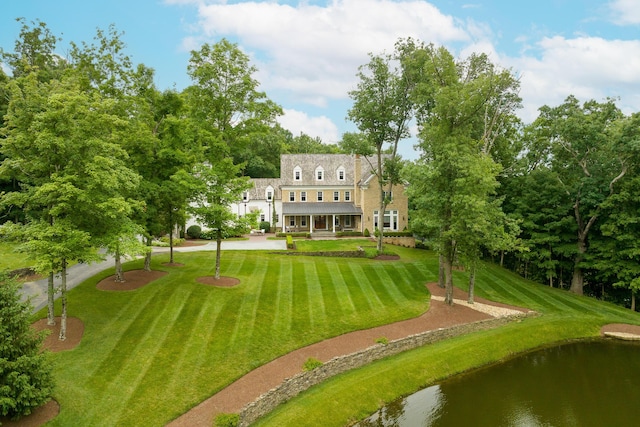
[2,0,640,160]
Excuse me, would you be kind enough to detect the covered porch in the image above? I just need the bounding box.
[282,202,363,234]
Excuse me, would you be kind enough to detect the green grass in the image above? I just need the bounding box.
[40,248,431,426]
[254,262,640,427]
[0,241,33,271]
[36,245,640,427]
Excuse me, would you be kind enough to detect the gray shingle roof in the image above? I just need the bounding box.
[282,202,363,215]
[280,154,355,186]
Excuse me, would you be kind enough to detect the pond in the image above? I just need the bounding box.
[355,340,640,426]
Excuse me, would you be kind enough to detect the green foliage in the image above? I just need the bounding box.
[186,225,202,239]
[375,337,389,345]
[214,413,239,427]
[286,235,294,249]
[259,221,271,233]
[0,273,54,420]
[363,228,371,237]
[335,231,364,237]
[303,357,324,372]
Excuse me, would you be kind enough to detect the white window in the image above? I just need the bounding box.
[260,213,265,222]
[345,216,352,227]
[373,210,399,231]
[289,191,295,202]
[317,191,323,202]
[345,191,351,202]
[294,166,302,181]
[301,217,307,227]
[333,191,339,201]
[242,191,249,202]
[267,191,273,201]
[301,191,307,202]
[315,166,324,181]
[289,217,295,226]
[266,185,274,201]
[383,191,393,202]
[337,167,345,181]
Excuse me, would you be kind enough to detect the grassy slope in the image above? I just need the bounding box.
[42,246,432,427]
[0,241,33,270]
[254,261,640,427]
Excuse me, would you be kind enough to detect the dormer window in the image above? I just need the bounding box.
[294,166,302,181]
[242,191,249,202]
[337,167,345,181]
[315,166,324,181]
[265,185,274,201]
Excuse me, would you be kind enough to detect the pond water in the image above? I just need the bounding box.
[355,340,640,426]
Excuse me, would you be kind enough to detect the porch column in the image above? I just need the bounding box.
[310,215,313,234]
[332,214,335,233]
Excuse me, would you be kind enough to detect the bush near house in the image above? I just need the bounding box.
[259,221,271,233]
[186,225,202,239]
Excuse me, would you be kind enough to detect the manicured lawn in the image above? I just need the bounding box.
[40,248,434,426]
[254,262,640,427]
[0,241,33,271]
[37,245,640,427]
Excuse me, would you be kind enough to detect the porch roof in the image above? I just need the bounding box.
[282,202,363,216]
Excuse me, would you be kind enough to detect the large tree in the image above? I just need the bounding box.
[408,42,521,305]
[185,38,281,275]
[346,39,415,253]
[526,96,628,295]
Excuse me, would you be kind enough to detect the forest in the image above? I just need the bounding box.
[1,18,639,317]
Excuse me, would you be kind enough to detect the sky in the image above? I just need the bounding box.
[2,0,640,160]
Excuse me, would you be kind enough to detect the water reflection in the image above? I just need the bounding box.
[355,340,640,427]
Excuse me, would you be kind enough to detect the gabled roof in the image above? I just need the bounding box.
[280,154,354,186]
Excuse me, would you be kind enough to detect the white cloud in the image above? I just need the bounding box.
[190,0,471,105]
[278,109,341,144]
[608,0,640,25]
[507,36,640,121]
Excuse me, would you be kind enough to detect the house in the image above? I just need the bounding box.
[229,154,408,235]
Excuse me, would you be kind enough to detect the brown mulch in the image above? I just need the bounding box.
[0,400,60,427]
[32,316,84,352]
[196,276,241,287]
[96,269,168,291]
[374,254,401,260]
[167,282,529,427]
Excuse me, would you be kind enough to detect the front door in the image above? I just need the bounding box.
[314,215,327,230]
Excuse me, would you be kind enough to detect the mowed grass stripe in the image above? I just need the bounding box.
[291,261,311,332]
[271,257,294,335]
[222,251,247,277]
[316,260,342,320]
[323,260,356,315]
[229,255,268,349]
[305,261,328,329]
[348,263,385,312]
[338,263,372,312]
[370,265,409,305]
[88,282,194,426]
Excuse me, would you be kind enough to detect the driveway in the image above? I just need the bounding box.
[20,234,286,312]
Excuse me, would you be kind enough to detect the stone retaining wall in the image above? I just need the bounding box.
[382,236,415,248]
[238,312,534,426]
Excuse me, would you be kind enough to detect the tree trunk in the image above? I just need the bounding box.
[59,259,67,341]
[47,271,55,326]
[144,236,152,272]
[438,254,445,289]
[569,237,587,295]
[215,230,222,280]
[468,264,476,304]
[499,250,504,267]
[444,256,454,306]
[169,230,175,264]
[114,245,124,282]
[631,291,636,312]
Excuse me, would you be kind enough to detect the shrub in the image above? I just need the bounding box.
[335,231,363,237]
[0,273,55,420]
[363,228,370,237]
[214,413,239,427]
[302,357,323,371]
[259,221,271,233]
[186,225,202,239]
[286,235,294,249]
[375,337,389,345]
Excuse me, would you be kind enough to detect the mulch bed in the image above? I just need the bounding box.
[601,323,640,336]
[96,269,168,291]
[32,316,84,352]
[0,400,60,427]
[374,254,401,260]
[196,276,241,287]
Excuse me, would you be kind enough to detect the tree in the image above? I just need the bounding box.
[407,42,521,305]
[0,273,54,420]
[527,96,627,295]
[346,39,414,253]
[185,39,281,276]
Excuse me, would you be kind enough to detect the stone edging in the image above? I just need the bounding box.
[238,311,536,426]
